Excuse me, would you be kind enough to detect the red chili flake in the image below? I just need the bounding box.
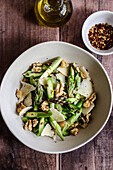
[88,23,113,50]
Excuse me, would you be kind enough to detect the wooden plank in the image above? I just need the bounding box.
[60,0,86,48]
[93,1,113,170]
[0,0,59,169]
[61,142,95,170]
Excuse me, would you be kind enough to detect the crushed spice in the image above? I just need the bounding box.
[88,23,113,50]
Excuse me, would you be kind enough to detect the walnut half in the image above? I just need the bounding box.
[24,119,32,131]
[89,92,96,104]
[83,100,90,108]
[83,92,96,108]
[32,63,42,72]
[59,121,66,128]
[33,119,38,127]
[41,101,49,111]
[16,89,22,99]
[55,81,64,98]
[16,102,26,113]
[70,128,78,136]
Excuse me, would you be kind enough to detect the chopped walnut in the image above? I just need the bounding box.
[32,67,42,72]
[68,122,79,131]
[83,100,90,108]
[33,63,42,67]
[79,113,91,128]
[80,123,88,128]
[86,113,91,123]
[61,60,69,67]
[73,63,78,68]
[74,122,79,127]
[32,63,42,72]
[41,101,49,111]
[33,119,38,127]
[59,121,66,128]
[24,119,32,131]
[16,102,26,113]
[76,66,80,73]
[79,117,86,124]
[89,92,96,104]
[23,77,29,83]
[83,92,96,107]
[70,128,78,136]
[80,72,87,79]
[55,81,64,97]
[16,89,22,99]
[24,121,28,130]
[68,124,75,131]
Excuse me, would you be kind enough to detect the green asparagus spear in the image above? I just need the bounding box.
[67,75,75,97]
[76,98,85,108]
[62,108,82,133]
[74,94,81,105]
[24,71,42,78]
[75,73,81,88]
[50,103,55,109]
[37,117,45,136]
[47,78,54,99]
[33,127,39,133]
[67,94,80,104]
[33,102,38,111]
[70,65,75,80]
[68,104,77,110]
[30,78,38,86]
[39,57,62,85]
[55,103,62,112]
[22,117,28,123]
[49,116,64,140]
[26,111,52,118]
[63,131,70,136]
[37,82,44,103]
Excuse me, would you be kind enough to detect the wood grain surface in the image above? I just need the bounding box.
[0,0,113,170]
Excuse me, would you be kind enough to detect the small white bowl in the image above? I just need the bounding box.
[82,11,113,55]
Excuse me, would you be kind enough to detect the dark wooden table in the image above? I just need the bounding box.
[0,0,113,169]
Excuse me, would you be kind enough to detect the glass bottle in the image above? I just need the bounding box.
[34,0,72,27]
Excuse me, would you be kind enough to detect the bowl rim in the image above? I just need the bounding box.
[0,41,113,154]
[82,10,113,55]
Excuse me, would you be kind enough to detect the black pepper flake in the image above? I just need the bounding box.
[88,23,113,50]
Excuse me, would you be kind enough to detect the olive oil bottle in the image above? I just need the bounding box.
[34,0,72,27]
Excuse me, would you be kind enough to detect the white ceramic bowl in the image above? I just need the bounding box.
[82,11,113,55]
[0,41,112,154]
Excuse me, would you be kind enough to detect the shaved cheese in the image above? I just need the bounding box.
[75,79,93,97]
[19,106,32,117]
[57,66,69,77]
[41,124,54,137]
[56,73,65,84]
[20,81,36,100]
[79,66,91,80]
[50,108,65,122]
[24,93,32,107]
[82,103,95,115]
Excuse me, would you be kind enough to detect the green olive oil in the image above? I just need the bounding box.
[34,0,72,27]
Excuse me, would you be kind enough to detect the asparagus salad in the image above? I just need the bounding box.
[16,57,96,141]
